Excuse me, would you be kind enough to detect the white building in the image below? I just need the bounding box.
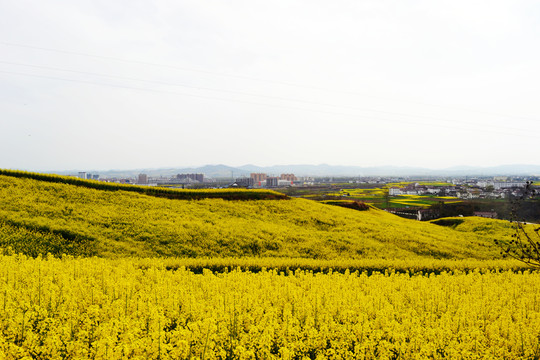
[493,182,525,190]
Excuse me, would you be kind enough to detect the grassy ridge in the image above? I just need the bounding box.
[0,173,515,260]
[0,169,287,200]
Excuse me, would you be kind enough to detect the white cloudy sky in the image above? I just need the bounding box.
[1,0,539,171]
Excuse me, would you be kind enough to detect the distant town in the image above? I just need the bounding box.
[72,171,300,188]
[72,170,537,200]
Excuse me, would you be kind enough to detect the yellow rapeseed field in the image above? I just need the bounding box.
[0,174,511,259]
[1,255,539,359]
[1,171,538,359]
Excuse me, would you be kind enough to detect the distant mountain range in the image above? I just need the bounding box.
[56,164,540,179]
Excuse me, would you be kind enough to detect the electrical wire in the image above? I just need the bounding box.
[1,69,538,139]
[0,60,534,135]
[2,41,538,123]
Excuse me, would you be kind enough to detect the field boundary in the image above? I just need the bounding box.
[132,257,536,274]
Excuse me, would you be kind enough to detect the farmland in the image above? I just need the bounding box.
[0,171,539,359]
[283,182,462,209]
[0,173,511,259]
[1,256,539,359]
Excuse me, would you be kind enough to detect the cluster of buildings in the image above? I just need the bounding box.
[72,173,207,186]
[136,173,207,186]
[388,180,530,200]
[388,183,449,196]
[141,173,205,186]
[72,170,535,196]
[77,172,99,180]
[71,171,302,189]
[135,172,300,189]
[454,180,530,200]
[233,173,298,188]
[132,172,300,188]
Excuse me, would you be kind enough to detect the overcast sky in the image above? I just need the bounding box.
[1,0,539,172]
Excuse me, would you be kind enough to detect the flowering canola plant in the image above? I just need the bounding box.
[1,255,539,359]
[0,174,508,260]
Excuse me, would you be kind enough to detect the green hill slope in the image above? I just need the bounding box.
[0,173,511,259]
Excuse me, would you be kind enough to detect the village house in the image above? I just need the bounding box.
[473,211,498,219]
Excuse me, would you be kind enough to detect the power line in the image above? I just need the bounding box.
[0,41,305,87]
[0,60,532,134]
[1,69,538,139]
[2,41,538,123]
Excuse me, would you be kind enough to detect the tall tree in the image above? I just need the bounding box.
[495,181,540,267]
